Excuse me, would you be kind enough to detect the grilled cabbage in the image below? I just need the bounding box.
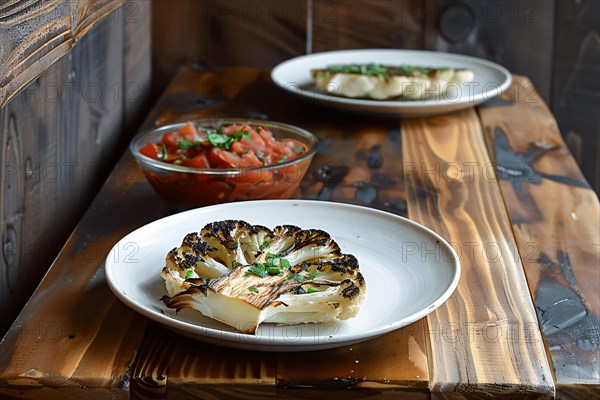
[161,220,365,334]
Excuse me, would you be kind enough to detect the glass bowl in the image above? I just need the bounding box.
[130,119,318,208]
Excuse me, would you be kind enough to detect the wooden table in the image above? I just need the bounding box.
[1,67,598,400]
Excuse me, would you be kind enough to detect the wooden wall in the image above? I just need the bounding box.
[152,0,599,194]
[0,0,151,336]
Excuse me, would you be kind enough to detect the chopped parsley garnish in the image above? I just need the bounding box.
[248,287,259,293]
[205,128,253,150]
[160,143,168,161]
[308,270,318,280]
[293,146,304,153]
[259,241,271,250]
[280,259,291,269]
[177,139,203,150]
[325,64,446,79]
[307,287,319,293]
[207,132,234,150]
[245,263,267,278]
[185,270,195,279]
[278,155,287,164]
[229,242,238,249]
[231,130,250,140]
[265,256,279,268]
[266,266,282,276]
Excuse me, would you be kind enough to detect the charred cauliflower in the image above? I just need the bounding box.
[161,220,365,334]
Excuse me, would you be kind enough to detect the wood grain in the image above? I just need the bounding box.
[478,76,600,399]
[151,0,306,91]
[401,109,555,399]
[123,0,152,133]
[311,0,423,52]
[0,0,122,107]
[132,323,278,400]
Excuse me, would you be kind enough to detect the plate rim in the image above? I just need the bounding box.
[270,48,512,115]
[105,199,461,350]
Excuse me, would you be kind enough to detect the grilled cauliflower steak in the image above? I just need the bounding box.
[312,64,474,100]
[161,220,365,334]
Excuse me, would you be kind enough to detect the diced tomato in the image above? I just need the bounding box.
[162,132,181,150]
[258,128,287,155]
[185,153,210,169]
[206,147,227,168]
[230,141,249,155]
[178,121,198,140]
[238,152,263,168]
[217,150,242,168]
[139,142,160,159]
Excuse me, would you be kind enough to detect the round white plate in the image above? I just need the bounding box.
[105,200,460,351]
[271,49,512,117]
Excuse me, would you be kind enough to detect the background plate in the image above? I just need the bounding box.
[105,200,460,351]
[271,49,512,117]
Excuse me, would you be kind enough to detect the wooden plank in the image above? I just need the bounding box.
[311,0,423,52]
[0,3,127,337]
[0,0,123,107]
[123,0,152,133]
[401,109,555,399]
[478,76,600,399]
[276,326,430,399]
[131,323,278,400]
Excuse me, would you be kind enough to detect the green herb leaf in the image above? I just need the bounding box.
[259,241,271,251]
[177,139,203,150]
[232,130,250,141]
[280,259,291,269]
[185,270,195,279]
[308,270,318,280]
[208,132,234,150]
[307,287,319,293]
[265,257,279,268]
[229,242,238,249]
[245,263,267,278]
[160,143,168,161]
[293,146,304,153]
[266,266,282,276]
[248,287,259,293]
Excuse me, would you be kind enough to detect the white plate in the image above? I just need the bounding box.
[271,49,512,117]
[105,200,460,351]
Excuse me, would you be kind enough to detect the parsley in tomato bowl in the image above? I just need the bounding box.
[131,120,318,208]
